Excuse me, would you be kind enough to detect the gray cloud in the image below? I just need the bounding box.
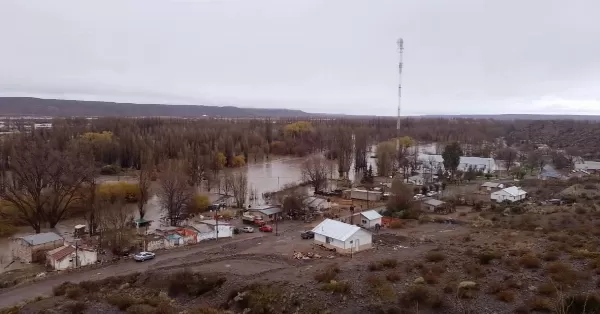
[1,0,599,115]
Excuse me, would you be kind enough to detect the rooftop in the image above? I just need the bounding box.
[312,219,361,241]
[47,245,75,261]
[481,182,502,188]
[18,232,63,246]
[197,219,231,226]
[251,207,282,216]
[360,210,383,221]
[501,186,527,196]
[423,198,446,207]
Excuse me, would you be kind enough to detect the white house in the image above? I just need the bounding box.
[337,210,383,228]
[481,182,504,191]
[417,153,498,173]
[349,189,382,201]
[46,245,98,270]
[189,220,233,240]
[311,219,372,254]
[491,186,527,203]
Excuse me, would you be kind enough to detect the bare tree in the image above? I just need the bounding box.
[376,141,396,177]
[159,160,193,226]
[301,156,329,193]
[496,147,518,173]
[97,199,133,254]
[137,153,152,219]
[228,172,248,208]
[0,138,93,233]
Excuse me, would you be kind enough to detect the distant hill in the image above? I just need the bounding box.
[421,114,600,121]
[0,97,313,118]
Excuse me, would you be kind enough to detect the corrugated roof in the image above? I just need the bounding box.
[198,219,231,226]
[19,232,63,246]
[312,219,361,241]
[481,182,502,188]
[361,210,382,221]
[47,245,75,261]
[502,186,527,196]
[166,234,182,240]
[256,207,282,216]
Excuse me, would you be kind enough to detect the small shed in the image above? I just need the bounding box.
[189,220,234,241]
[144,234,166,251]
[348,189,382,201]
[10,232,64,263]
[359,210,383,228]
[480,182,504,191]
[311,219,372,254]
[303,196,330,211]
[46,244,98,270]
[165,234,184,248]
[422,198,447,213]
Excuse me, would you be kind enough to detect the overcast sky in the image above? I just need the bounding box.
[1,0,599,115]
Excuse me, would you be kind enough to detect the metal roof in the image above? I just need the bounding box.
[481,182,502,188]
[361,210,382,221]
[501,186,527,197]
[253,207,282,216]
[311,219,361,241]
[18,232,63,246]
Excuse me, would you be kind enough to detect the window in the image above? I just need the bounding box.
[326,237,333,244]
[362,219,367,224]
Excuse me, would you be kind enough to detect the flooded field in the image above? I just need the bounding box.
[0,143,434,271]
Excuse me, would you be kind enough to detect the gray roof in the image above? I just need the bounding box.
[252,207,282,216]
[18,232,63,246]
[423,199,445,207]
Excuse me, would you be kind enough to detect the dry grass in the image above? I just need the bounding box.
[425,251,445,263]
[478,250,501,265]
[537,282,557,296]
[314,264,340,283]
[368,259,398,271]
[519,254,541,269]
[526,296,553,312]
[545,262,579,288]
[385,272,401,282]
[321,281,351,294]
[399,285,444,309]
[366,275,397,302]
[496,290,515,303]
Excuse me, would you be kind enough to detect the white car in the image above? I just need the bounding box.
[134,251,156,262]
[241,226,255,233]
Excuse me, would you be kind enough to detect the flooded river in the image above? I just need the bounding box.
[1,143,437,270]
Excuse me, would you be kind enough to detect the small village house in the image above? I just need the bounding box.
[311,219,372,254]
[480,182,504,192]
[338,210,382,228]
[421,198,447,213]
[144,234,166,251]
[165,234,184,248]
[574,160,600,173]
[189,219,234,241]
[10,232,64,263]
[348,189,382,201]
[491,186,527,203]
[46,244,98,271]
[303,196,330,211]
[248,206,282,222]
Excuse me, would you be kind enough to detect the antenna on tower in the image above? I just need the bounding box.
[396,38,404,147]
[396,38,403,138]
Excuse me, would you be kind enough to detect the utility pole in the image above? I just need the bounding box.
[215,211,219,242]
[275,212,279,236]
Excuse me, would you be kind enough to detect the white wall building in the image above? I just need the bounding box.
[46,245,97,270]
[491,186,527,203]
[190,220,233,240]
[418,153,498,173]
[349,189,382,201]
[311,219,372,254]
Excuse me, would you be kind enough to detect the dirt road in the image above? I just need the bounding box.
[0,233,266,309]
